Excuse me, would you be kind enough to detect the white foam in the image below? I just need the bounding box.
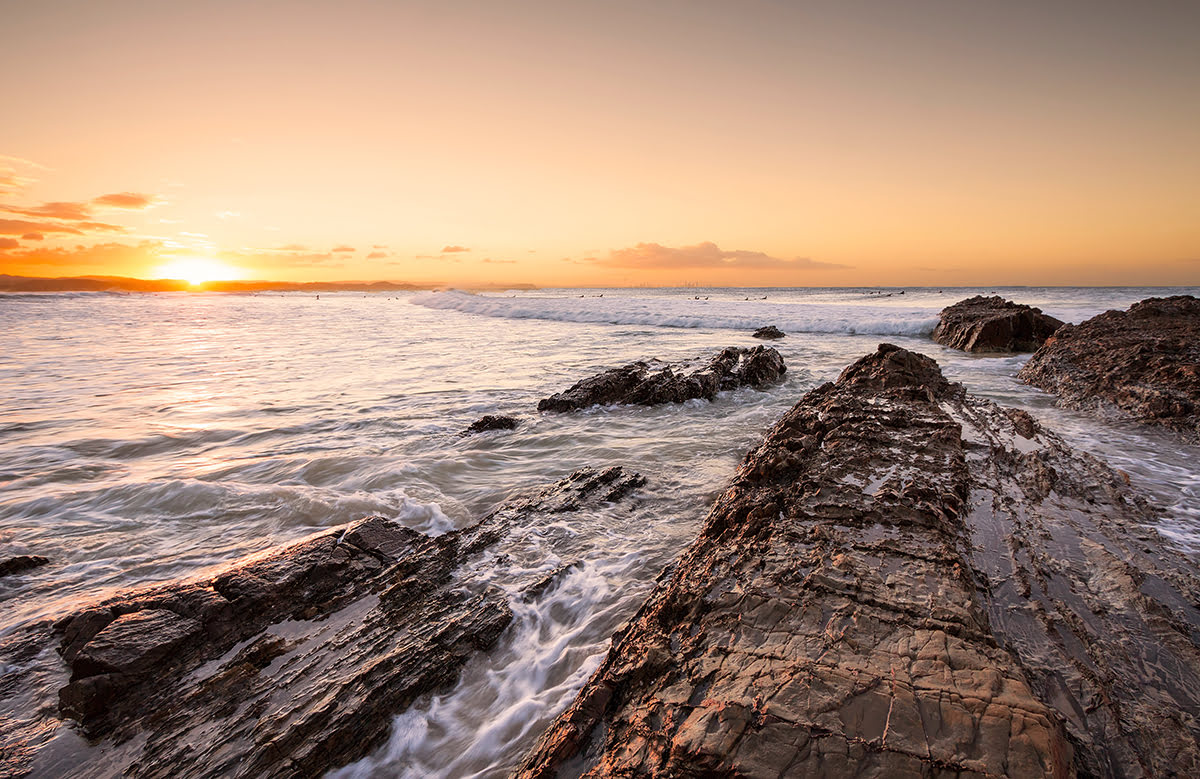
[411,290,940,336]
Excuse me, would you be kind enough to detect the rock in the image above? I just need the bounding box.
[46,466,645,778]
[537,346,786,412]
[752,325,785,339]
[0,555,49,577]
[932,295,1063,352]
[463,414,520,435]
[517,345,1200,778]
[1018,295,1200,437]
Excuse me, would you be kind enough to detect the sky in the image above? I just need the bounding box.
[1,0,1198,287]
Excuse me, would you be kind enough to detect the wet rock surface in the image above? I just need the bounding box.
[933,295,1063,352]
[1018,295,1200,437]
[752,325,785,340]
[464,414,520,435]
[21,466,644,779]
[517,344,1200,778]
[537,346,786,412]
[0,555,49,578]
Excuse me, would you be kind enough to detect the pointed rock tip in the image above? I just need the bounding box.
[836,343,952,395]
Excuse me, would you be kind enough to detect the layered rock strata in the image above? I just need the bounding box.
[1018,295,1199,437]
[933,295,1063,352]
[517,345,1200,778]
[538,346,785,412]
[39,466,644,778]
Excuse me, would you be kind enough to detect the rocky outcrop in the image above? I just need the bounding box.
[1018,295,1200,437]
[537,346,786,412]
[42,466,644,778]
[0,555,49,578]
[517,345,1200,778]
[464,414,520,435]
[933,295,1063,352]
[752,325,785,340]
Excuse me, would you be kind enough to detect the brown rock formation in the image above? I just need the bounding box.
[517,345,1200,778]
[464,414,520,435]
[752,326,785,340]
[537,346,786,412]
[933,295,1063,352]
[0,555,49,578]
[1018,295,1200,437]
[36,467,644,778]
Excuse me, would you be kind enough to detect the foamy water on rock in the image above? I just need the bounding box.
[1,286,1197,776]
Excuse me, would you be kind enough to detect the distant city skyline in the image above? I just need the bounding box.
[2,1,1198,286]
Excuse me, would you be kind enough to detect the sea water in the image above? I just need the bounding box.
[1,286,1196,776]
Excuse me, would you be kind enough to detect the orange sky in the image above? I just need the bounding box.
[2,1,1198,287]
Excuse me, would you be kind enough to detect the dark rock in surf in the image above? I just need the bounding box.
[932,295,1063,352]
[751,325,785,340]
[537,346,785,412]
[517,344,1200,778]
[47,466,645,778]
[463,414,520,435]
[0,555,49,578]
[1018,295,1200,438]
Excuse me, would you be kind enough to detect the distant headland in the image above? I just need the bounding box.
[0,274,537,293]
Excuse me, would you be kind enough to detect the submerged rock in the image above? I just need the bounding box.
[517,344,1200,778]
[751,325,785,340]
[1018,295,1200,437]
[463,414,520,435]
[0,555,49,578]
[537,346,785,412]
[932,295,1063,352]
[45,466,644,778]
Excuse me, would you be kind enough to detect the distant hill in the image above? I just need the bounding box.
[0,274,537,293]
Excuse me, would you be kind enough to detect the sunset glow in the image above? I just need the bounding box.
[1,1,1197,287]
[155,258,241,286]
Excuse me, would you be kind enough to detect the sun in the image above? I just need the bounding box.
[155,258,240,286]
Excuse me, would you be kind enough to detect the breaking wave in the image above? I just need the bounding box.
[410,290,940,336]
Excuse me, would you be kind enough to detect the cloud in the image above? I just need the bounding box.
[0,237,18,250]
[225,247,339,269]
[20,232,43,240]
[4,201,94,220]
[372,244,388,249]
[332,245,355,252]
[0,218,84,235]
[0,155,44,195]
[481,258,516,264]
[0,240,165,268]
[274,243,309,251]
[440,245,470,253]
[93,192,156,209]
[367,251,388,259]
[597,241,846,270]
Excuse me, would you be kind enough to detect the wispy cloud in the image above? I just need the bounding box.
[440,245,470,253]
[596,241,846,270]
[332,245,355,252]
[93,192,156,209]
[0,218,85,235]
[0,237,19,250]
[367,251,388,259]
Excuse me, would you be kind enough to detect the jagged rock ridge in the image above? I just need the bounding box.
[517,344,1200,778]
[933,295,1063,352]
[1018,294,1200,437]
[538,346,785,412]
[20,467,645,779]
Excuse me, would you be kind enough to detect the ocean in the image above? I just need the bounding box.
[2,286,1198,777]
